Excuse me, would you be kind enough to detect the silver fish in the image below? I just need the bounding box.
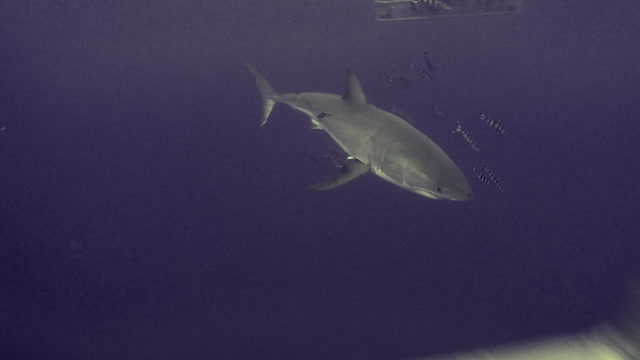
[432,105,447,119]
[423,51,435,72]
[482,164,503,190]
[408,63,434,81]
[453,123,480,152]
[386,75,412,88]
[479,112,507,136]
[471,165,491,185]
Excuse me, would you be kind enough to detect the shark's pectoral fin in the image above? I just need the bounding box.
[309,157,369,191]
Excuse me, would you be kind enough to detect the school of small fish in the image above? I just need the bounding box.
[383,50,513,194]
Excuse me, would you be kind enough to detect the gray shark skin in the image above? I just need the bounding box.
[247,64,472,201]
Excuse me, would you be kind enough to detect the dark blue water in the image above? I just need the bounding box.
[1,1,639,359]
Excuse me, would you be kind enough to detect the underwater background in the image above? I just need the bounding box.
[1,0,639,359]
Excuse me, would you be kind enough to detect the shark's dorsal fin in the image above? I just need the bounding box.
[343,69,367,105]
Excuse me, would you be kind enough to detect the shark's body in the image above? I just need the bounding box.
[247,64,472,201]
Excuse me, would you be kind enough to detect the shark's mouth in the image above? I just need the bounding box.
[413,188,441,200]
[414,186,472,201]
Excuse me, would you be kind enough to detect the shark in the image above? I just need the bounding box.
[247,64,472,201]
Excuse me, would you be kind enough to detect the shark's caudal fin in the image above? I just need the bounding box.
[246,64,276,126]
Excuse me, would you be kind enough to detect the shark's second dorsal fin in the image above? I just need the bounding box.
[343,69,367,105]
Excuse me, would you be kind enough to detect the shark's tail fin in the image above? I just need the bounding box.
[246,64,276,126]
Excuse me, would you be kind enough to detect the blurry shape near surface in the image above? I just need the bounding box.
[375,0,523,21]
[408,326,638,360]
[406,279,640,360]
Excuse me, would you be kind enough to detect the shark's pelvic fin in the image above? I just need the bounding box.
[343,69,368,105]
[246,63,276,126]
[309,157,369,191]
[309,118,323,130]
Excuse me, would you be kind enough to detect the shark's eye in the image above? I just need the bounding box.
[436,187,442,192]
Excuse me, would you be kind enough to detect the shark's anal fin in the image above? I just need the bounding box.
[309,157,369,191]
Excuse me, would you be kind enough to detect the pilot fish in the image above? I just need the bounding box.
[409,63,434,82]
[479,112,507,136]
[453,122,480,152]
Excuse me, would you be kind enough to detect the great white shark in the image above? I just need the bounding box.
[247,64,472,201]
